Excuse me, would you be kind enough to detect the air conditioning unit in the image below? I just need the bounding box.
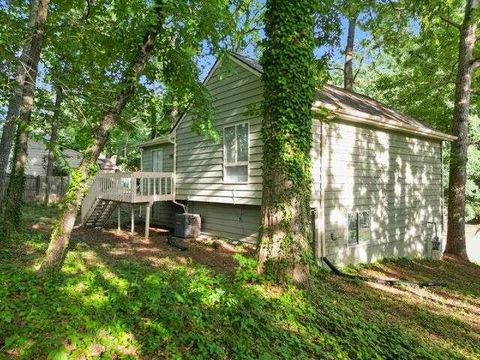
[174,213,201,238]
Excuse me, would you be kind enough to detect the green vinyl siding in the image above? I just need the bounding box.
[174,60,264,205]
[150,201,260,244]
[141,55,446,267]
[141,143,174,172]
[322,121,443,266]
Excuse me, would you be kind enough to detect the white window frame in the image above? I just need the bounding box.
[152,149,164,172]
[223,121,249,184]
[346,210,371,246]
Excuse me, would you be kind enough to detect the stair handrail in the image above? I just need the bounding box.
[81,171,175,224]
[80,174,102,224]
[96,172,134,203]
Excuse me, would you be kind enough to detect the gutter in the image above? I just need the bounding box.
[137,136,175,149]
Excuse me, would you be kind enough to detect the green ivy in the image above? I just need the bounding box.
[258,0,320,283]
[0,128,27,236]
[1,221,477,359]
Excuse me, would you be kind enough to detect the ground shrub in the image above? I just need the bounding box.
[1,211,479,359]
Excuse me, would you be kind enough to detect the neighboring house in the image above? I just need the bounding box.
[82,53,455,266]
[1,139,115,202]
[25,140,83,176]
[11,140,115,176]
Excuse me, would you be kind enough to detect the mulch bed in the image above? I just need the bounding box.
[71,224,253,274]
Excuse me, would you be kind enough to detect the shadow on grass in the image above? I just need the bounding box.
[353,256,480,299]
[1,231,479,359]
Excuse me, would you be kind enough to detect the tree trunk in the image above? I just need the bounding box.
[2,0,49,232]
[150,126,157,140]
[344,15,357,91]
[0,95,21,201]
[257,0,317,287]
[38,2,165,273]
[170,99,179,129]
[44,85,63,204]
[445,0,479,260]
[0,0,39,201]
[168,37,179,130]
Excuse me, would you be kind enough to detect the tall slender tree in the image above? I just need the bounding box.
[39,0,252,272]
[344,15,357,91]
[0,0,39,200]
[257,0,318,286]
[2,0,50,231]
[446,0,479,260]
[44,84,63,204]
[337,0,377,91]
[39,0,166,272]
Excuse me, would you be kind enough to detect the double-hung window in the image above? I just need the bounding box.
[347,211,370,245]
[224,122,249,183]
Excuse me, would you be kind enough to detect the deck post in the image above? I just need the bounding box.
[145,203,151,239]
[117,205,121,231]
[130,205,135,234]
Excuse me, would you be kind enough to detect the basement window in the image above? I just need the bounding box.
[224,122,249,183]
[347,211,370,245]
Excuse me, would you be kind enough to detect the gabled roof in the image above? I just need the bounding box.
[231,52,263,73]
[138,135,174,148]
[230,53,455,141]
[170,53,455,142]
[314,85,456,141]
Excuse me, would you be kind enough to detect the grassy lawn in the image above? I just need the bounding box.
[1,204,480,359]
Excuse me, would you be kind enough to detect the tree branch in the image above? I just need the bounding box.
[327,66,345,73]
[82,0,95,20]
[386,0,405,12]
[353,55,365,83]
[440,16,461,30]
[471,58,480,70]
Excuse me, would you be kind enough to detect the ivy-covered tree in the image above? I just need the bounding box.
[1,0,49,231]
[0,0,38,201]
[257,0,318,285]
[39,0,166,272]
[38,0,254,272]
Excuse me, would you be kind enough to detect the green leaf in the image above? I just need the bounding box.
[47,346,69,360]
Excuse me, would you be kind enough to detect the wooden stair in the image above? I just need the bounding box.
[84,199,117,228]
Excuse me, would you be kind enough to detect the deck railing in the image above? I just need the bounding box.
[81,172,174,223]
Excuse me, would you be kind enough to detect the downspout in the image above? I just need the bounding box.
[440,141,444,242]
[138,147,144,218]
[319,120,326,261]
[171,134,187,213]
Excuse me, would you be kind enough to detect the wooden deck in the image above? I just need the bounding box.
[81,172,174,226]
[97,171,174,203]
